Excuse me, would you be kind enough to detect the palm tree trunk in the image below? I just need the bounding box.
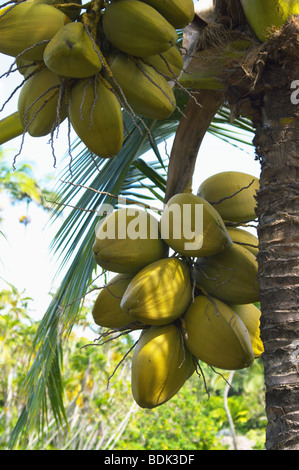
[253,26,299,447]
[256,119,299,450]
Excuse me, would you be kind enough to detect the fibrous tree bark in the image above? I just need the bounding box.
[225,16,299,450]
[252,21,299,450]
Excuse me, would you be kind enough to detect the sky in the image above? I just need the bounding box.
[0,51,261,324]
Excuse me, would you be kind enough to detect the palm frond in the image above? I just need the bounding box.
[210,107,254,149]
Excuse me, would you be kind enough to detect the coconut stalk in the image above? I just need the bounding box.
[0,111,23,144]
[164,88,224,201]
[165,0,299,450]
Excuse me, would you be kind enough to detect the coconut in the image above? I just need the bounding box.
[17,67,67,137]
[92,208,169,274]
[231,303,264,358]
[227,227,259,257]
[69,76,123,159]
[0,3,70,60]
[92,273,134,329]
[197,171,259,223]
[131,323,195,408]
[159,192,232,258]
[140,0,195,29]
[120,257,192,325]
[194,242,260,304]
[43,22,102,78]
[108,53,176,120]
[102,0,178,57]
[183,295,255,370]
[240,0,299,42]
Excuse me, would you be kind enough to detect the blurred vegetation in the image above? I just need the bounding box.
[0,149,54,211]
[0,286,267,450]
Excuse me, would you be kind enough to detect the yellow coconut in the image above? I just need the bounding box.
[142,46,184,79]
[68,76,123,158]
[240,0,299,42]
[131,324,195,408]
[159,192,232,257]
[102,0,178,57]
[231,303,264,358]
[108,53,176,120]
[17,67,67,137]
[120,257,192,325]
[194,242,260,304]
[183,295,255,370]
[92,273,134,329]
[140,0,195,29]
[0,3,70,60]
[227,227,259,257]
[92,208,169,274]
[197,171,259,223]
[43,22,102,78]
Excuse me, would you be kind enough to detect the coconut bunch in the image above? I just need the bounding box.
[0,0,194,158]
[90,171,263,409]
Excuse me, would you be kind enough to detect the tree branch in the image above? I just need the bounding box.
[164,89,224,202]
